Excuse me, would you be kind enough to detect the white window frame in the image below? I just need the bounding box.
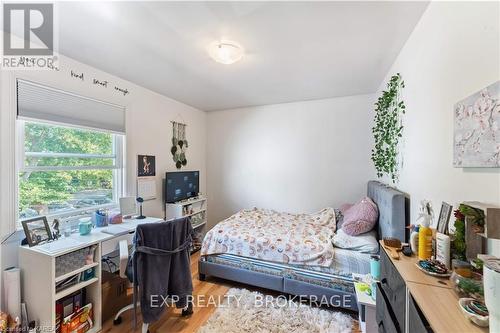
[16,119,125,224]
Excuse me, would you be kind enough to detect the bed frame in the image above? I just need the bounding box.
[198,181,409,311]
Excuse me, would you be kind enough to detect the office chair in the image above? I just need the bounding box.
[112,221,193,333]
[112,240,150,333]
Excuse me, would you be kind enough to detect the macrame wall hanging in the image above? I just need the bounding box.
[171,121,188,169]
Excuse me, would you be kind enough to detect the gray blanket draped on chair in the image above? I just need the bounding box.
[131,218,193,324]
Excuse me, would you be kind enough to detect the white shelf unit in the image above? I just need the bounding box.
[19,243,102,333]
[165,196,207,229]
[55,278,99,300]
[166,196,207,254]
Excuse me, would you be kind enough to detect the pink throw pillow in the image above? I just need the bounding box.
[342,197,378,236]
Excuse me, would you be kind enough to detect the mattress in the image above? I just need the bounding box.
[202,248,371,295]
[204,247,370,277]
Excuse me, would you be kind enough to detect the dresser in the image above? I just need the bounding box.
[377,241,487,333]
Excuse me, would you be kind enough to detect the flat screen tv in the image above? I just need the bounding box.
[165,171,199,203]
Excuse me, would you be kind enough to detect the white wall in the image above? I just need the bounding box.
[206,94,375,227]
[376,2,500,254]
[0,47,207,306]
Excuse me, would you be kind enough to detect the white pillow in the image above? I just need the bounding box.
[332,228,379,254]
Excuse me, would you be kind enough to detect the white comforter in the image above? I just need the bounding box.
[201,207,337,267]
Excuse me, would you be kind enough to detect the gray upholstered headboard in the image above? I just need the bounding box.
[367,180,409,242]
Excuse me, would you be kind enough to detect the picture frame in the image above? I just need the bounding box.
[437,202,453,234]
[137,155,156,177]
[21,216,53,247]
[453,80,500,167]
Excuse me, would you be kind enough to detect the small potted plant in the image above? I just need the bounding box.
[460,204,485,234]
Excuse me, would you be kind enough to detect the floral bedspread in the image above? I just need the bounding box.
[201,207,337,267]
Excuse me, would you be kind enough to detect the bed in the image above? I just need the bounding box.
[198,181,409,311]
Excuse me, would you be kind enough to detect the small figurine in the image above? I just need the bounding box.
[52,219,61,240]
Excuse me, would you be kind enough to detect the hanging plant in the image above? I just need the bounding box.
[371,73,406,183]
[171,121,188,169]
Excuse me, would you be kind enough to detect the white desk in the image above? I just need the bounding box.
[30,216,163,257]
[99,217,162,256]
[18,216,163,333]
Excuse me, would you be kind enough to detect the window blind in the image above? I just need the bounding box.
[17,79,126,133]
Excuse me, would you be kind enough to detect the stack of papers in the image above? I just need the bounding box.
[101,225,130,236]
[36,238,84,254]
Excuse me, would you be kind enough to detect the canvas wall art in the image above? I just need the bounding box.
[454,81,500,167]
[138,155,156,177]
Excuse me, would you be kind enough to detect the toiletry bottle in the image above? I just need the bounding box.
[418,216,432,260]
[410,225,419,254]
[436,233,451,269]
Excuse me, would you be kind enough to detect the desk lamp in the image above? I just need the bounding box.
[136,197,146,219]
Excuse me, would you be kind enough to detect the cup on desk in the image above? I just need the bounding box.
[63,225,72,237]
[78,218,93,235]
[370,255,380,281]
[93,210,108,227]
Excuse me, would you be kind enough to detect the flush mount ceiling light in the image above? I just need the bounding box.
[208,41,244,65]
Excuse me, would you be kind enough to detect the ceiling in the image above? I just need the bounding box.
[57,2,429,111]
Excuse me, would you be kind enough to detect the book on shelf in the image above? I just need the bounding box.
[55,289,87,333]
[61,303,93,333]
[56,269,96,293]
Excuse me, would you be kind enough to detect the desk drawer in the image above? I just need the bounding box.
[102,233,134,256]
[409,294,433,333]
[376,283,401,333]
[380,249,406,330]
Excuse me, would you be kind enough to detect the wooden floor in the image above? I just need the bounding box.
[102,252,360,333]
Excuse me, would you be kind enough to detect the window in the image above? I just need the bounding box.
[18,120,124,221]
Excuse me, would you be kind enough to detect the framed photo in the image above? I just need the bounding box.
[437,202,453,234]
[453,81,500,167]
[21,216,53,247]
[138,155,156,177]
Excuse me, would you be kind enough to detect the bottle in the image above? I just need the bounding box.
[370,255,380,280]
[436,233,451,269]
[410,225,419,254]
[418,215,433,260]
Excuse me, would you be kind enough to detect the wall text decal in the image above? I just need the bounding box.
[114,86,129,96]
[93,78,108,88]
[70,70,84,81]
[68,69,131,96]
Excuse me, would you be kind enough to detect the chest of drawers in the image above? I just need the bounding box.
[377,241,487,333]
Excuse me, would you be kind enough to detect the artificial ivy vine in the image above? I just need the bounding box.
[371,73,406,183]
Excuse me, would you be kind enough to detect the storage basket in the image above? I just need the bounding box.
[55,245,97,277]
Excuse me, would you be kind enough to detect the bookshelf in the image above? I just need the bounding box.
[18,217,163,333]
[19,242,102,333]
[165,196,207,253]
